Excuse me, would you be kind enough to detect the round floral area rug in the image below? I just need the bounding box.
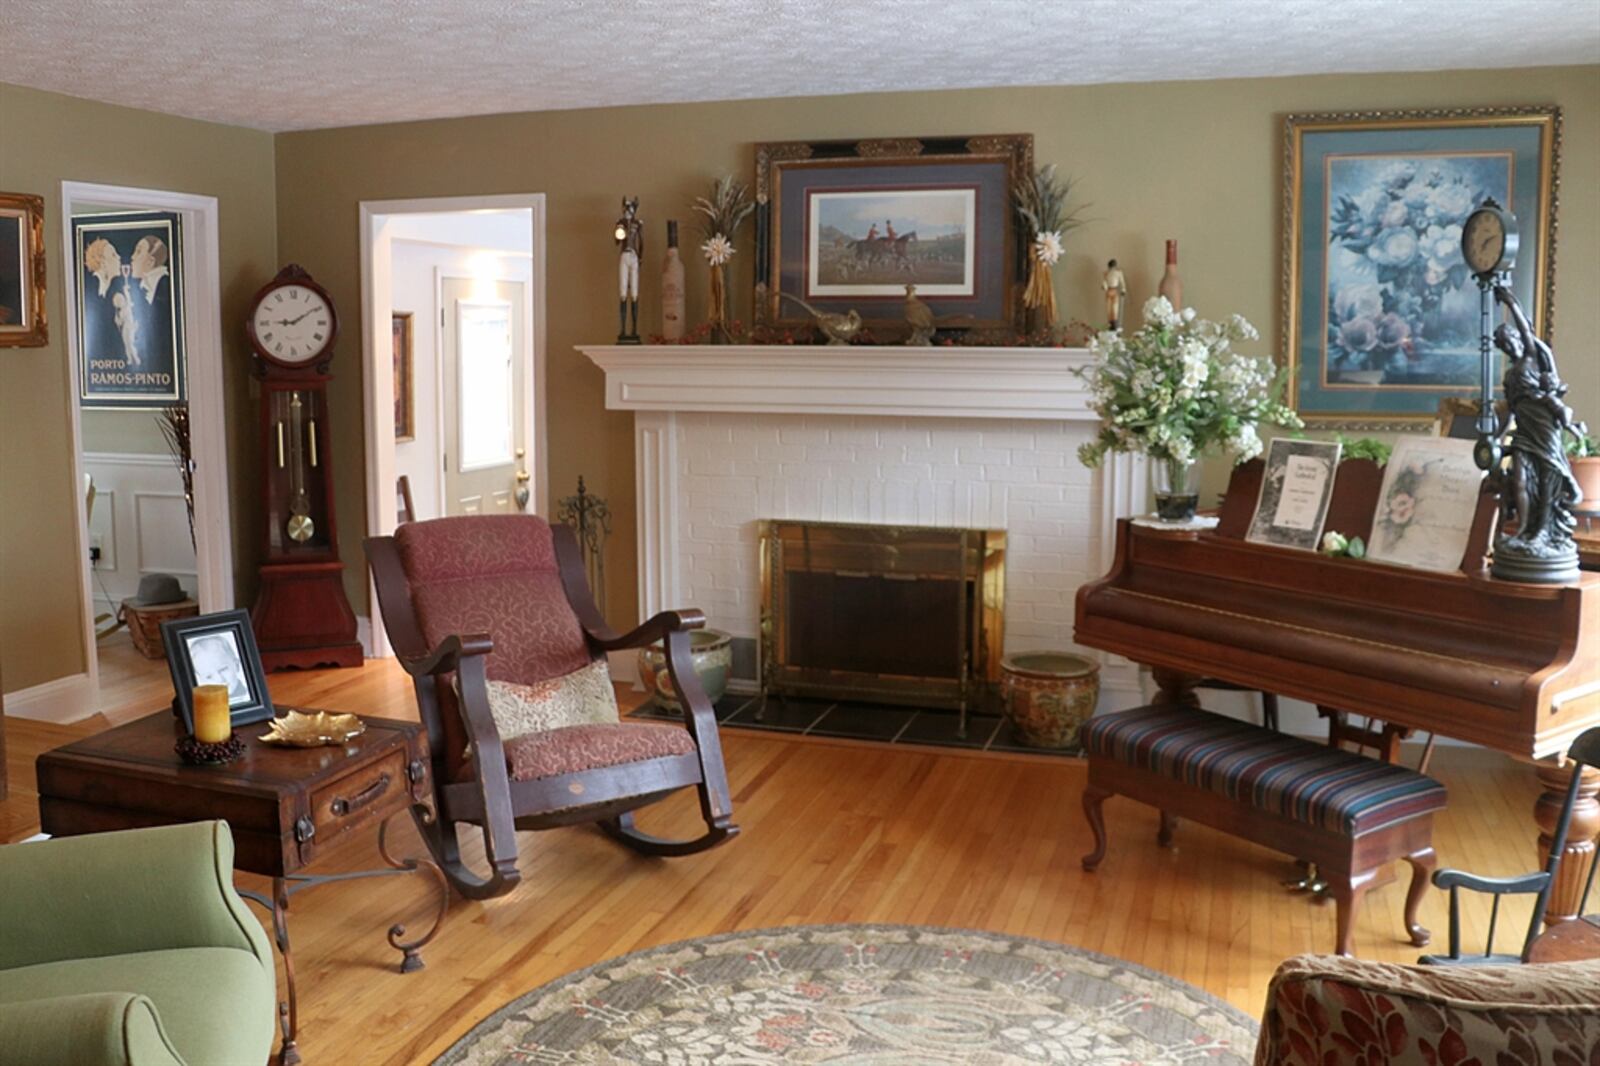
[435,924,1260,1064]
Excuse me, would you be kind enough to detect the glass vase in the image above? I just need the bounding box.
[1152,456,1199,522]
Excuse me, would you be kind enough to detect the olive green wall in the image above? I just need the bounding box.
[0,83,277,692]
[274,65,1600,625]
[3,66,1596,695]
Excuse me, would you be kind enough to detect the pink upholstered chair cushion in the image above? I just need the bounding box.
[504,723,697,782]
[394,515,592,685]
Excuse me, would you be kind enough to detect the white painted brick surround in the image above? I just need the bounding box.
[582,344,1150,698]
[674,412,1098,655]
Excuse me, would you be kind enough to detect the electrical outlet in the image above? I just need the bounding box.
[89,533,104,564]
[89,545,102,563]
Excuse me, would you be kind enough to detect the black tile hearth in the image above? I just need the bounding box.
[897,711,1001,750]
[722,694,834,732]
[808,702,917,741]
[627,694,1082,759]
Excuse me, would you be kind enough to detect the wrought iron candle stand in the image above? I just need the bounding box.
[557,476,612,613]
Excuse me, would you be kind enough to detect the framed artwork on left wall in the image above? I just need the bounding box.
[73,209,188,408]
[0,192,48,348]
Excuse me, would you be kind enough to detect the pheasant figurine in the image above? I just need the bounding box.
[780,292,863,346]
[903,283,936,346]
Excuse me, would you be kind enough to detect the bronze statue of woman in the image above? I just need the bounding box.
[1492,282,1582,570]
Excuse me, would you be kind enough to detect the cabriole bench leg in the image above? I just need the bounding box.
[1082,785,1112,871]
[1332,868,1378,956]
[1158,811,1179,848]
[1404,847,1436,947]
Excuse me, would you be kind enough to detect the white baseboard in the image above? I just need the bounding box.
[4,673,97,724]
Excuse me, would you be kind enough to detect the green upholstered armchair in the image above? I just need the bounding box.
[0,821,276,1066]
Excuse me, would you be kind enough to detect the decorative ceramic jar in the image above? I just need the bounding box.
[637,628,733,712]
[1152,457,1200,522]
[999,651,1100,749]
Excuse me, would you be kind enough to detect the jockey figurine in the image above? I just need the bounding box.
[885,219,898,241]
[865,223,879,241]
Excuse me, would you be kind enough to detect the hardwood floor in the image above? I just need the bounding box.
[2,658,1548,1064]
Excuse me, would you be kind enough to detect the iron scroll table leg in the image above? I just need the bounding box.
[237,810,450,1061]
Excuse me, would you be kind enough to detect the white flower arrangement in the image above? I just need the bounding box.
[1033,230,1063,265]
[702,233,735,266]
[1076,296,1301,473]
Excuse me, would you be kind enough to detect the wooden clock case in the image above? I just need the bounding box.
[248,265,363,671]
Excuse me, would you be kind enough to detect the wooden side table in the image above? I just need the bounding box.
[36,710,447,1066]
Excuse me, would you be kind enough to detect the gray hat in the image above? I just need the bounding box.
[127,573,186,606]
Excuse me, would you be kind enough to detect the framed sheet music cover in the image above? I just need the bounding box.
[1246,438,1342,551]
[1366,435,1483,571]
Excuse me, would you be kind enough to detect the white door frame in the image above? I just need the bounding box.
[359,194,548,658]
[60,181,234,698]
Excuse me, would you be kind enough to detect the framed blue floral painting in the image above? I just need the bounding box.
[1282,106,1560,427]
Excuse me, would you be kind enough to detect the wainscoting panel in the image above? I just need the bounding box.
[83,453,197,615]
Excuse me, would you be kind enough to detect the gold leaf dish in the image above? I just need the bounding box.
[258,710,367,748]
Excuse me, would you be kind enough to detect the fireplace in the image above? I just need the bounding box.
[759,520,1005,721]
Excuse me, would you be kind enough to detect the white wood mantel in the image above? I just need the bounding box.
[579,344,1099,421]
[579,342,1145,700]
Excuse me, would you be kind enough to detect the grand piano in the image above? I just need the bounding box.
[1075,457,1600,922]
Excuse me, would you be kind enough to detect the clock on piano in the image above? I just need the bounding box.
[246,265,362,671]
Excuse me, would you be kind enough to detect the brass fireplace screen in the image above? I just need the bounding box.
[759,520,1005,715]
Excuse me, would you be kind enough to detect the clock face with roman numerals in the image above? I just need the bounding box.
[249,282,335,365]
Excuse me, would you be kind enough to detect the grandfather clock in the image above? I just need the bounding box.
[247,265,362,670]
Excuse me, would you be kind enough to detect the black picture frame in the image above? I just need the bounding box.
[160,609,275,733]
[72,209,187,409]
[754,134,1032,342]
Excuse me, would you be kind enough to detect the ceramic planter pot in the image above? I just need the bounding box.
[637,628,733,712]
[1000,651,1100,749]
[1573,457,1600,509]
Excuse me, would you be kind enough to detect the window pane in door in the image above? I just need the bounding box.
[457,300,513,472]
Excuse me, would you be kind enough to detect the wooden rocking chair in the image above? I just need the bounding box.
[366,514,737,900]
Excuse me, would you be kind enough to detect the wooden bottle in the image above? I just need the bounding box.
[1158,239,1182,309]
[661,220,686,341]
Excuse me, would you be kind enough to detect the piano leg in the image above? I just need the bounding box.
[1151,668,1201,707]
[1535,760,1600,924]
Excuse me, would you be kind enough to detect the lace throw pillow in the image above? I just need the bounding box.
[480,658,619,741]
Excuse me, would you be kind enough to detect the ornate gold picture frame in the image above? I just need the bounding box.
[1281,106,1560,429]
[754,134,1032,342]
[0,191,48,348]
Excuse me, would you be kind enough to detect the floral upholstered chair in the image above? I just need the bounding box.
[367,514,737,899]
[1254,954,1600,1064]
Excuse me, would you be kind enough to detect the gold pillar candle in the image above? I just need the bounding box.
[192,684,232,743]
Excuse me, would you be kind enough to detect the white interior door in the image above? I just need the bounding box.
[440,277,528,515]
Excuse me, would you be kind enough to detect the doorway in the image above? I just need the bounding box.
[60,182,232,715]
[359,196,546,656]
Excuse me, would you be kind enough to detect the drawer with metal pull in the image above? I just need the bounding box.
[308,749,408,840]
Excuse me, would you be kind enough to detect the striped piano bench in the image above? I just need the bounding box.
[1079,704,1446,956]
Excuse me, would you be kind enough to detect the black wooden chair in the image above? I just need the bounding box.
[366,514,737,900]
[1420,725,1600,965]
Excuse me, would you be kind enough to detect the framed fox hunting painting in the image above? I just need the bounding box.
[1282,106,1560,428]
[0,192,48,348]
[754,134,1032,342]
[72,209,188,408]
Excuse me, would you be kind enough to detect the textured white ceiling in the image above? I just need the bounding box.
[6,0,1597,132]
